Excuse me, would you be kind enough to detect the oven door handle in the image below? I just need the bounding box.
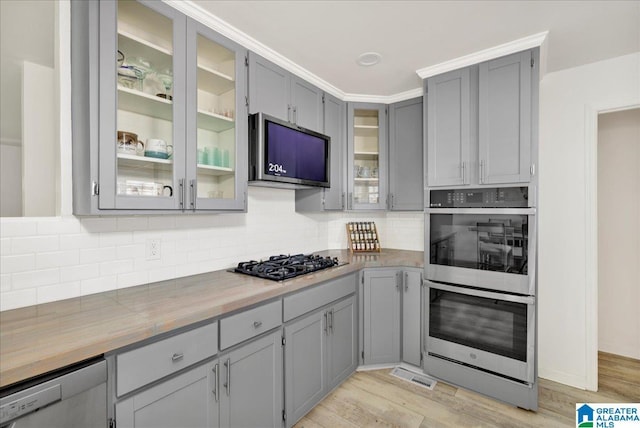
[427,281,535,305]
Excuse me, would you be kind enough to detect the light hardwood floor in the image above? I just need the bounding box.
[294,352,640,428]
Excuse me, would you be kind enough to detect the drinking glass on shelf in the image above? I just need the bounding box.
[156,69,173,100]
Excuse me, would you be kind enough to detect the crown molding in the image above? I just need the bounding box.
[343,88,424,104]
[165,1,545,102]
[164,0,346,100]
[416,31,549,79]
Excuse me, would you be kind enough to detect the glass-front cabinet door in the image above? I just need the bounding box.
[99,0,185,210]
[347,103,387,210]
[186,19,247,211]
[96,0,246,212]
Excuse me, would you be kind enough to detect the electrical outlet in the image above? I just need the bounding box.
[146,238,161,260]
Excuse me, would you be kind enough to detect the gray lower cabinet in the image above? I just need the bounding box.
[402,270,422,367]
[115,361,218,428]
[219,330,284,428]
[248,52,323,133]
[284,295,357,427]
[362,269,401,364]
[388,97,424,210]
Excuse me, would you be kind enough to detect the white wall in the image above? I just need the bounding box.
[0,186,423,311]
[538,52,640,389]
[597,108,640,360]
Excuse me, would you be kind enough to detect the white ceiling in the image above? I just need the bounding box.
[194,0,640,97]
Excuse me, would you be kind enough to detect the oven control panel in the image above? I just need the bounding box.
[429,187,529,208]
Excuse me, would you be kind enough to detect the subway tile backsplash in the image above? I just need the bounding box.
[0,187,423,311]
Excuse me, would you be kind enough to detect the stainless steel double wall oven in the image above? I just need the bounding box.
[424,186,538,410]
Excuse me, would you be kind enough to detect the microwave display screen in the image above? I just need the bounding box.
[265,120,328,183]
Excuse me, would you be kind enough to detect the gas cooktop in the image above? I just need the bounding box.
[234,254,343,281]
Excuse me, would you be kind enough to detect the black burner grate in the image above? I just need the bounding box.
[234,254,340,281]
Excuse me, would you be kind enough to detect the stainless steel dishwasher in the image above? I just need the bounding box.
[0,358,107,428]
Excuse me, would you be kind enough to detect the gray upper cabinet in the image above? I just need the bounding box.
[347,103,388,210]
[295,93,346,211]
[389,97,424,210]
[426,67,474,187]
[248,52,323,133]
[479,51,532,184]
[71,0,247,214]
[402,270,422,367]
[219,330,283,428]
[425,49,535,188]
[362,269,401,364]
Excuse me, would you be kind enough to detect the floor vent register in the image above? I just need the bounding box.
[390,367,437,390]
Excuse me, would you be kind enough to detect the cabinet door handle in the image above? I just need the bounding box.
[479,160,485,183]
[189,179,196,211]
[287,104,292,122]
[324,311,328,335]
[404,272,408,292]
[253,321,262,328]
[341,192,345,210]
[348,192,353,209]
[212,363,219,402]
[171,352,184,362]
[329,309,334,333]
[179,178,185,211]
[293,106,298,124]
[224,358,230,396]
[462,162,466,183]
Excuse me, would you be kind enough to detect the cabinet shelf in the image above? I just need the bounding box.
[197,65,235,95]
[118,31,172,73]
[118,86,172,121]
[196,164,234,176]
[197,109,235,132]
[354,151,379,157]
[354,177,379,182]
[354,124,378,129]
[118,153,173,171]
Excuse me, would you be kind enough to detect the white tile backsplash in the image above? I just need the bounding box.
[1,187,424,311]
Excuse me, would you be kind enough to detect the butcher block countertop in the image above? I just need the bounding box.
[0,249,423,388]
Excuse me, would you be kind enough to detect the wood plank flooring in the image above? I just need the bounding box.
[294,352,639,428]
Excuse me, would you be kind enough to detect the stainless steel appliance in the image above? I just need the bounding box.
[0,358,107,428]
[424,186,538,410]
[427,186,535,295]
[234,254,342,281]
[427,281,535,383]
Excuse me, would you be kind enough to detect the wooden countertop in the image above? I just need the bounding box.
[0,249,423,388]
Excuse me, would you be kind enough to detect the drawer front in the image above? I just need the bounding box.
[283,273,356,322]
[220,300,282,350]
[116,322,218,396]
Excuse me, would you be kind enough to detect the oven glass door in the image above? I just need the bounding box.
[427,282,535,383]
[427,212,534,294]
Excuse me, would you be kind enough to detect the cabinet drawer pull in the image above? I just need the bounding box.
[224,358,231,396]
[253,321,262,328]
[212,363,219,402]
[171,352,184,362]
